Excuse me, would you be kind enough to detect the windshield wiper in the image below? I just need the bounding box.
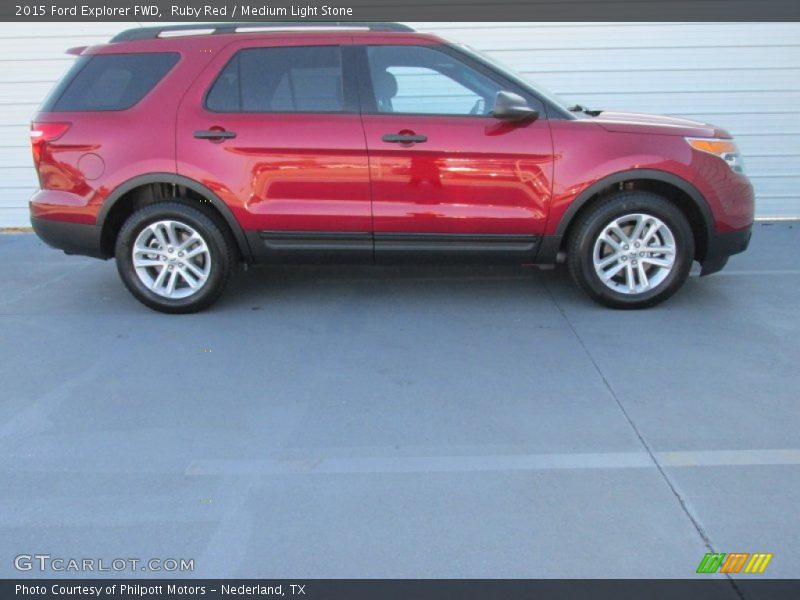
[569,104,603,116]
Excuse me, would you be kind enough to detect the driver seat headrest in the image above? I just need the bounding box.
[372,70,398,111]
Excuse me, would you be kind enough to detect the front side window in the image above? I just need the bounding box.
[365,45,503,116]
[206,46,345,113]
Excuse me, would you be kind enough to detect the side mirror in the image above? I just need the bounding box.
[492,91,539,121]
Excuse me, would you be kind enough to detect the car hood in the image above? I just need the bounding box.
[589,111,731,138]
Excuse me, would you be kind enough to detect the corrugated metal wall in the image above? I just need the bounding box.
[1,22,798,227]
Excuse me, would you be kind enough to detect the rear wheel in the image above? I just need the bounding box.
[115,202,233,313]
[567,191,694,309]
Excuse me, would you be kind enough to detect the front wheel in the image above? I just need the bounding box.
[567,191,695,309]
[115,202,233,313]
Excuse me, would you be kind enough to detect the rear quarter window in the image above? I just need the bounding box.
[42,52,179,112]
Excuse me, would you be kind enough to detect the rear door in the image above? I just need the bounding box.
[176,37,372,262]
[357,42,555,262]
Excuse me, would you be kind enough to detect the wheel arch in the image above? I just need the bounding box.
[550,169,714,263]
[96,173,252,261]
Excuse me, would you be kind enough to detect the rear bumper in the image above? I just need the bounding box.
[30,216,105,259]
[699,225,752,276]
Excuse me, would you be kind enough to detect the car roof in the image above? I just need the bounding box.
[84,24,444,55]
[110,22,417,42]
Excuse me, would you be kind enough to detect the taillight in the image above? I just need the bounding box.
[31,121,70,168]
[31,121,70,143]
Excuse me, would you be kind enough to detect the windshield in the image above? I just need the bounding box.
[455,44,577,116]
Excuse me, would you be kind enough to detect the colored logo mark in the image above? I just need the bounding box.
[696,552,772,574]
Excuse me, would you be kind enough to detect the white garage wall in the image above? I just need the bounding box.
[0,21,798,227]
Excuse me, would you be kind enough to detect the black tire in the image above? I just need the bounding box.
[567,191,695,309]
[115,201,234,314]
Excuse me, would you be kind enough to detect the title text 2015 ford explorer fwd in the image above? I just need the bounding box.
[29,22,754,313]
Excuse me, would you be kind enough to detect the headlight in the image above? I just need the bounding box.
[686,137,745,174]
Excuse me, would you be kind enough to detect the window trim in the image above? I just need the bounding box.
[202,44,357,115]
[44,51,181,113]
[354,43,560,120]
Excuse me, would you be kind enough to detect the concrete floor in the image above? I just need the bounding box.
[0,221,798,579]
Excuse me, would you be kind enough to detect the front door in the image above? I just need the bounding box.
[358,43,554,261]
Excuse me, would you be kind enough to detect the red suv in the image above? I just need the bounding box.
[30,22,754,313]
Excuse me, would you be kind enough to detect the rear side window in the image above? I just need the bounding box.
[206,46,344,113]
[42,52,179,112]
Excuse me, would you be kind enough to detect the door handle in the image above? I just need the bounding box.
[194,129,236,140]
[382,133,427,144]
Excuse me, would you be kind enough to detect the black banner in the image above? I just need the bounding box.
[3,0,800,22]
[4,580,800,600]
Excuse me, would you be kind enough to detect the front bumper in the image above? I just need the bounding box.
[699,225,752,276]
[30,216,105,259]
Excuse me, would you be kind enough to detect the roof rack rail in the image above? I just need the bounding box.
[110,22,415,42]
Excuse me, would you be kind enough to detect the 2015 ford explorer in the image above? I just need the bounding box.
[29,22,754,313]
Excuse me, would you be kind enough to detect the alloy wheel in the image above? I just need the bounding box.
[592,213,676,294]
[132,220,212,299]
